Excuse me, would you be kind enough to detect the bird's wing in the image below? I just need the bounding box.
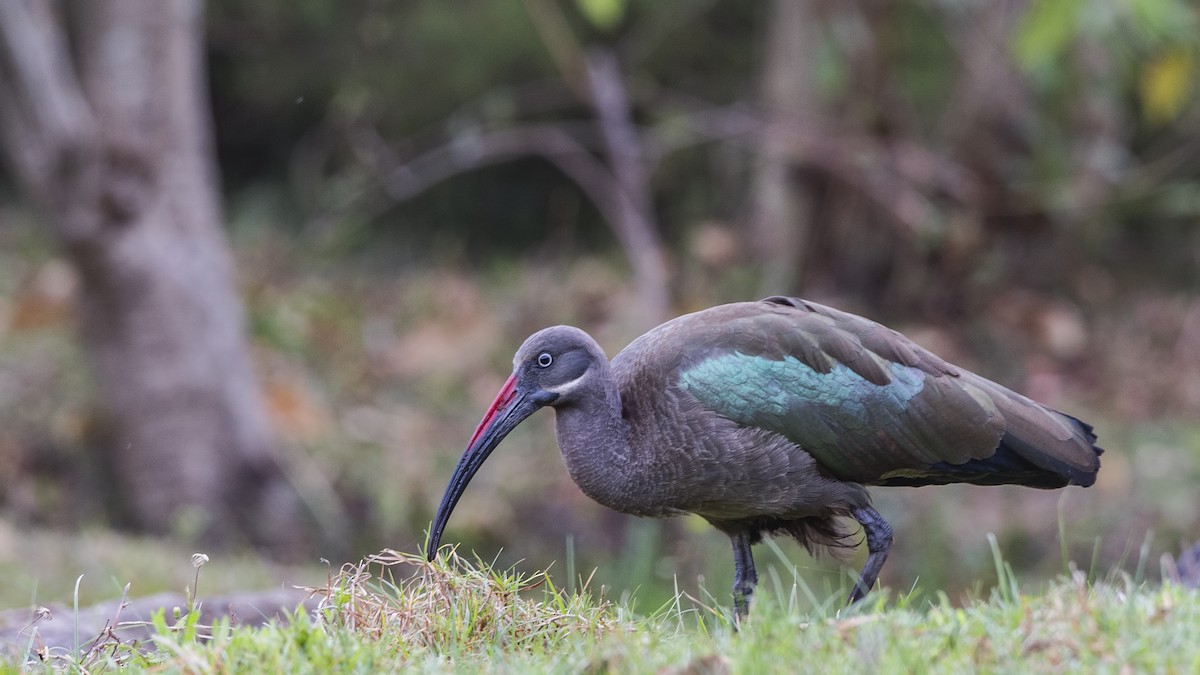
[669,297,1101,487]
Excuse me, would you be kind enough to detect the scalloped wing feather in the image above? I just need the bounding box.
[638,297,1100,487]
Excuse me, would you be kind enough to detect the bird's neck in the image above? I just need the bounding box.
[552,372,646,514]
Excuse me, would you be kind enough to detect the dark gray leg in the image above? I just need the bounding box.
[847,506,893,605]
[731,532,758,622]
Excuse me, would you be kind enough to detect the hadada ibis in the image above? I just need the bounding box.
[427,296,1102,617]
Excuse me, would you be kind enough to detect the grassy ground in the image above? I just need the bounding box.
[7,545,1199,673]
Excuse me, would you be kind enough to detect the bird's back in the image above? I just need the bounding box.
[612,296,1101,492]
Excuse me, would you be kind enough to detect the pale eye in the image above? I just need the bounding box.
[537,352,553,368]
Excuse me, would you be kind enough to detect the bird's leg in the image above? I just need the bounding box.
[847,506,894,605]
[730,532,758,625]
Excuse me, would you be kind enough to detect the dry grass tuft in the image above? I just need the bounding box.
[306,547,620,656]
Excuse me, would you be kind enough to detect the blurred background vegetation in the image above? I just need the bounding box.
[1,0,1199,610]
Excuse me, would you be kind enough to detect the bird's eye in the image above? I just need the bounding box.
[537,352,553,368]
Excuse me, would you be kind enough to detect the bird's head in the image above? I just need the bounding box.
[426,325,606,560]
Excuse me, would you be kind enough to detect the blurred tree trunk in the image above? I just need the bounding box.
[752,0,820,295]
[522,0,671,325]
[582,47,670,325]
[0,0,301,553]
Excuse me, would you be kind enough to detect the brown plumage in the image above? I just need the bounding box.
[427,296,1102,618]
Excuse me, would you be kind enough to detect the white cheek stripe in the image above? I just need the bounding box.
[546,372,588,396]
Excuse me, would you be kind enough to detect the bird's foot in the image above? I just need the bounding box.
[731,588,753,631]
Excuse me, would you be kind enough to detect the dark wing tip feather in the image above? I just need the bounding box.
[880,413,1104,489]
[879,451,1073,488]
[996,424,1100,488]
[1061,412,1104,456]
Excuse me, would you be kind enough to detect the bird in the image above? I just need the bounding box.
[426,296,1102,619]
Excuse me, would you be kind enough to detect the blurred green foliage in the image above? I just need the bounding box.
[201,0,1200,301]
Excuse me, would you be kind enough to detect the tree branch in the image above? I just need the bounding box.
[583,47,669,323]
[753,0,820,293]
[351,122,659,269]
[349,51,674,325]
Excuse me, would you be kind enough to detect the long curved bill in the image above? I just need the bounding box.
[426,374,541,560]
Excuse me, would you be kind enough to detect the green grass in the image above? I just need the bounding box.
[9,547,1199,673]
